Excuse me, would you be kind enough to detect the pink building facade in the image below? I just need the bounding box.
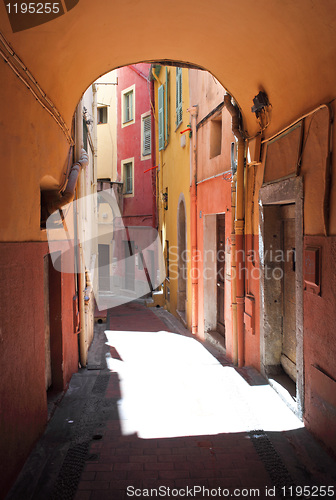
[115,64,157,297]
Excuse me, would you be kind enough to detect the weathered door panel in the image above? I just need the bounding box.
[281,204,296,382]
[216,214,225,337]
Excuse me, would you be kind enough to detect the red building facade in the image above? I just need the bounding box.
[114,64,157,297]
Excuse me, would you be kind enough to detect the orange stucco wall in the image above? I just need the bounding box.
[196,178,232,335]
[303,235,336,453]
[0,242,78,497]
[2,1,336,236]
[0,243,48,496]
[252,103,336,449]
[2,0,336,139]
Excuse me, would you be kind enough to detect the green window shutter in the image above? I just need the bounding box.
[175,69,179,124]
[165,67,169,146]
[124,91,133,123]
[158,84,164,151]
[143,115,151,156]
[124,162,133,193]
[124,94,129,122]
[176,67,182,127]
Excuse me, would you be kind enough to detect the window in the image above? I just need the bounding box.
[98,106,108,124]
[158,85,165,151]
[142,115,151,156]
[210,115,222,158]
[121,85,135,127]
[157,68,170,151]
[124,91,133,123]
[165,67,170,145]
[176,67,182,128]
[122,158,134,196]
[124,91,133,122]
[124,162,133,194]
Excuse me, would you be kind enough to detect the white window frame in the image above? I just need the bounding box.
[121,85,135,127]
[121,157,135,197]
[141,111,152,160]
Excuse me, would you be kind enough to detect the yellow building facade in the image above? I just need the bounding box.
[96,71,118,182]
[153,65,192,329]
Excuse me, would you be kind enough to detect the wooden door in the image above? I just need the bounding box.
[216,214,225,336]
[280,204,296,382]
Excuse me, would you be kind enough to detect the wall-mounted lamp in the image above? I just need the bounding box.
[251,91,269,118]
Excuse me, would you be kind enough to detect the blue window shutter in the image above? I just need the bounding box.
[175,68,179,125]
[158,85,164,151]
[165,67,169,145]
[176,68,182,127]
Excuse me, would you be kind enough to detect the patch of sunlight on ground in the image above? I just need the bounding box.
[104,330,303,439]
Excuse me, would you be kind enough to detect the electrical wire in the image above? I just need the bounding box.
[0,31,74,145]
[261,103,330,144]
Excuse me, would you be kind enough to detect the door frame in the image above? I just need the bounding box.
[259,176,304,418]
[216,213,225,337]
[177,194,187,317]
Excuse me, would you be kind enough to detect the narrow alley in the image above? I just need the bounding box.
[6,302,336,500]
[2,2,336,498]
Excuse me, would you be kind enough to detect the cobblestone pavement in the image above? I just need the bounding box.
[6,302,336,500]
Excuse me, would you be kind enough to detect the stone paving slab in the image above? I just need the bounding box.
[6,301,336,500]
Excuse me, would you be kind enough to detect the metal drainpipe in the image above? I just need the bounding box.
[188,105,198,335]
[48,150,89,213]
[231,175,238,365]
[224,94,245,367]
[150,77,157,229]
[75,101,87,368]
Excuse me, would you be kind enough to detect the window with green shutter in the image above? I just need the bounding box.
[124,90,133,123]
[123,162,133,194]
[165,67,169,146]
[158,84,164,151]
[142,115,151,156]
[176,67,182,128]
